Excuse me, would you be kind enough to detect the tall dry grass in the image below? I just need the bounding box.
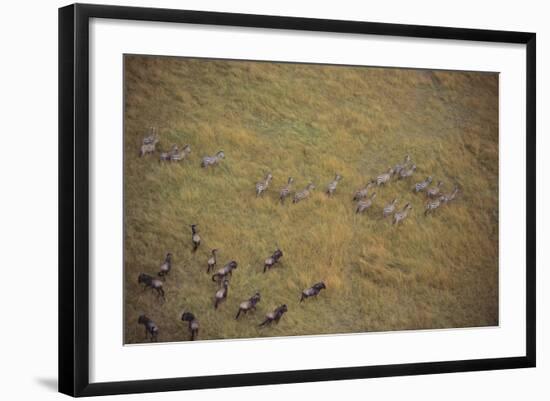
[124,55,499,344]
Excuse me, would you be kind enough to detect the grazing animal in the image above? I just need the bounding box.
[138,315,159,341]
[326,174,342,196]
[392,155,412,176]
[279,177,294,203]
[159,145,178,161]
[376,168,393,186]
[426,181,444,198]
[356,192,376,214]
[256,173,273,196]
[425,196,445,216]
[191,224,201,252]
[393,203,413,225]
[236,292,261,319]
[139,128,159,156]
[158,253,173,278]
[259,304,288,327]
[264,248,283,273]
[212,260,238,282]
[181,312,199,341]
[293,183,315,203]
[300,282,326,302]
[399,164,416,180]
[170,144,191,162]
[414,176,433,193]
[207,249,218,273]
[353,181,374,201]
[138,273,165,301]
[440,186,459,203]
[201,151,225,168]
[214,280,229,309]
[383,198,398,218]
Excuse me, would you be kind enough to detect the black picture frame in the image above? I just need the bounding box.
[59,3,536,397]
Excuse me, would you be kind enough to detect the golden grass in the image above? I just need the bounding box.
[123,55,499,344]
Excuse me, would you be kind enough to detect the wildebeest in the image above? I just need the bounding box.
[181,312,199,341]
[235,292,261,319]
[214,280,229,309]
[300,282,326,302]
[138,273,165,301]
[212,260,238,282]
[138,314,159,341]
[158,252,173,278]
[207,248,218,273]
[191,224,201,252]
[264,248,283,273]
[259,304,288,326]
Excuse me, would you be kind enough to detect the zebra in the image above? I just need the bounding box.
[201,151,225,168]
[293,183,315,204]
[138,315,159,341]
[353,181,374,201]
[392,155,412,176]
[214,279,229,309]
[170,144,191,162]
[326,174,342,196]
[279,177,294,203]
[191,224,201,252]
[236,292,261,319]
[159,145,179,161]
[158,252,173,278]
[426,181,444,198]
[393,203,413,225]
[256,173,273,197]
[264,248,283,273]
[414,176,433,193]
[212,260,238,282]
[376,168,393,186]
[139,128,159,157]
[300,282,326,302]
[398,164,416,180]
[356,192,376,214]
[181,312,199,341]
[207,249,218,273]
[383,198,398,218]
[259,304,288,327]
[425,196,445,216]
[138,273,165,301]
[440,186,459,203]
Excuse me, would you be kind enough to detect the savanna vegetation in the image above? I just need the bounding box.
[124,55,499,344]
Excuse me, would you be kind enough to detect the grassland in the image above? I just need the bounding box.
[123,55,499,344]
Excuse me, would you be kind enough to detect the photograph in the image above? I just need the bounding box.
[123,54,499,344]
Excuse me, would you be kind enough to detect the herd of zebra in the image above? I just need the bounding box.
[134,128,460,342]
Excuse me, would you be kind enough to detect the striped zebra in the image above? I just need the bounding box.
[279,177,294,203]
[414,176,433,193]
[142,127,158,145]
[201,151,225,168]
[353,181,374,201]
[326,174,342,196]
[376,168,393,186]
[426,181,444,198]
[393,203,412,225]
[139,128,159,157]
[191,224,201,252]
[255,173,273,197]
[398,164,416,180]
[293,183,315,204]
[425,196,445,215]
[356,192,376,214]
[170,144,191,162]
[383,198,398,218]
[159,144,178,161]
[440,186,459,203]
[392,155,411,176]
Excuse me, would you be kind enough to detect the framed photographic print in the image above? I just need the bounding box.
[58,3,536,397]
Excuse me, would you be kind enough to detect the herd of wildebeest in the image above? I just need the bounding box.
[134,127,460,342]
